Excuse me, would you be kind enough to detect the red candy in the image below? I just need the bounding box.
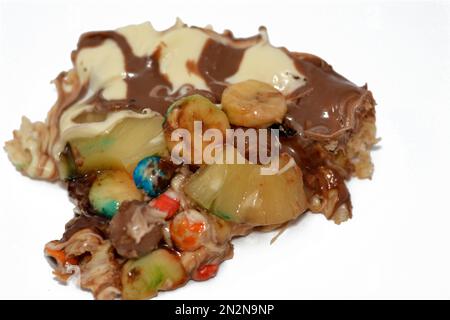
[150,190,180,220]
[192,264,219,281]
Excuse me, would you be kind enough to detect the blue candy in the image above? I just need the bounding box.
[133,156,172,197]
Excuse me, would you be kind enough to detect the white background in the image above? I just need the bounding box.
[0,0,449,299]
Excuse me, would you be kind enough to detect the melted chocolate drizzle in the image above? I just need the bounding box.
[287,53,374,141]
[281,135,351,214]
[197,39,246,98]
[75,31,173,114]
[69,26,376,217]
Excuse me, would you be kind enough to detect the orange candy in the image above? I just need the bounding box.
[170,210,207,251]
[45,248,78,266]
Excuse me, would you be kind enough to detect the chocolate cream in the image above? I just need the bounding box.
[8,20,376,217]
[68,22,373,141]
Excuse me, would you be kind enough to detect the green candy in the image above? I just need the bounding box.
[90,199,120,218]
[121,249,187,300]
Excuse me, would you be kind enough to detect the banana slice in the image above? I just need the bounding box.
[164,94,230,163]
[222,80,287,128]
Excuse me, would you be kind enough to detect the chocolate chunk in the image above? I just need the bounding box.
[62,214,109,241]
[108,200,164,259]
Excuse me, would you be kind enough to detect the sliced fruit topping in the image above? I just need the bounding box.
[88,170,143,218]
[121,249,188,300]
[170,209,208,251]
[163,94,230,163]
[182,163,227,210]
[184,154,307,226]
[65,116,167,177]
[222,80,287,128]
[133,156,177,197]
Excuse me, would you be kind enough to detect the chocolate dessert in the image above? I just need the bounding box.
[5,20,377,299]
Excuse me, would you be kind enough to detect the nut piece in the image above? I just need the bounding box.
[222,80,287,128]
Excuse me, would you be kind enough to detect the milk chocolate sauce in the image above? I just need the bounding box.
[65,25,376,216]
[287,52,375,141]
[197,39,246,97]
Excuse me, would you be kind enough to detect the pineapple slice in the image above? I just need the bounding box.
[64,116,167,177]
[184,154,307,226]
[182,164,227,209]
